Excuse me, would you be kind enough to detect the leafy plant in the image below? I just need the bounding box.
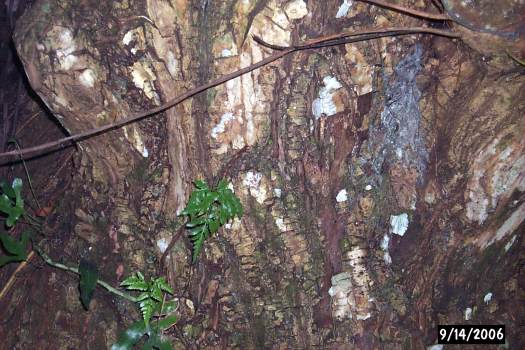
[78,259,99,310]
[0,178,25,227]
[121,272,175,326]
[0,178,31,267]
[180,179,243,262]
[111,316,178,350]
[0,230,30,266]
[0,176,182,349]
[113,272,178,350]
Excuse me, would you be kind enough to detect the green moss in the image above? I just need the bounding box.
[206,88,217,106]
[496,132,514,152]
[41,3,51,13]
[129,158,150,185]
[93,215,109,234]
[253,316,267,348]
[340,237,351,251]
[284,280,298,306]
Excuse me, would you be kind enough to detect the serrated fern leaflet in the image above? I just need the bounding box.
[180,179,243,263]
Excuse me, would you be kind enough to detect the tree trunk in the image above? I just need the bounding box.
[5,0,524,348]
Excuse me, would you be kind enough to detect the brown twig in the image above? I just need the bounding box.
[357,0,451,21]
[0,251,35,302]
[15,110,42,136]
[0,27,459,163]
[159,225,186,271]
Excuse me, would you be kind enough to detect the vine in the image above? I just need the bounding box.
[0,175,243,349]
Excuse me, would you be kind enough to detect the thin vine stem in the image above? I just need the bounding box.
[0,26,459,162]
[32,244,138,303]
[9,139,42,210]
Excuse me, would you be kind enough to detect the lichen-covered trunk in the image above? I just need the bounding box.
[8,0,524,348]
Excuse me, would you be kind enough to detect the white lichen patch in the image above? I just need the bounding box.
[243,171,268,204]
[211,112,236,139]
[466,132,525,224]
[130,61,160,104]
[484,292,493,304]
[221,49,234,57]
[123,125,148,158]
[243,171,262,188]
[55,28,78,70]
[328,272,354,320]
[156,238,168,253]
[380,234,392,265]
[336,0,353,18]
[465,307,473,320]
[284,0,308,20]
[78,69,96,88]
[274,217,288,232]
[122,30,134,46]
[330,251,373,321]
[142,146,149,158]
[312,76,343,119]
[342,246,373,320]
[346,247,370,289]
[390,213,409,236]
[504,235,517,252]
[336,189,348,202]
[166,50,178,77]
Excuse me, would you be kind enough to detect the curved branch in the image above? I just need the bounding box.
[357,0,451,21]
[0,27,459,162]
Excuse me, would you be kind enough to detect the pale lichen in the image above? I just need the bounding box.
[390,213,409,236]
[79,69,97,88]
[336,189,348,203]
[312,76,343,119]
[336,0,353,18]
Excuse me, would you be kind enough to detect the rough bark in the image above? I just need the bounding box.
[4,0,524,349]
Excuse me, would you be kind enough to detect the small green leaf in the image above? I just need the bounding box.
[121,272,149,291]
[139,298,155,326]
[111,320,148,350]
[158,315,178,330]
[0,254,25,267]
[208,219,219,234]
[6,206,24,227]
[194,179,208,190]
[0,232,25,255]
[0,194,13,215]
[186,217,206,228]
[151,287,163,302]
[0,181,16,199]
[78,259,99,310]
[216,180,228,191]
[0,231,29,267]
[156,278,173,294]
[159,300,178,314]
[137,292,150,301]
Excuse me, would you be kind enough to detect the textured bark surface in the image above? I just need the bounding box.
[2,0,524,349]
